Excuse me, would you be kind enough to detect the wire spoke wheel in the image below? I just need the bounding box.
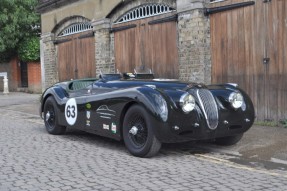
[123,105,161,158]
[127,113,148,148]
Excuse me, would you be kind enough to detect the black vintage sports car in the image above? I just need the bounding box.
[40,73,255,157]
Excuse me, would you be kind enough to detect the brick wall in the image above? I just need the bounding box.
[177,0,211,84]
[0,59,42,93]
[0,58,21,92]
[94,28,114,75]
[10,58,21,90]
[41,33,58,89]
[28,62,42,93]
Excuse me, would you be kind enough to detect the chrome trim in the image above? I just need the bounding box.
[129,126,138,135]
[45,111,50,122]
[196,89,219,130]
[226,83,238,87]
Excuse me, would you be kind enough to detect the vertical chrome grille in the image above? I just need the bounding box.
[190,89,219,130]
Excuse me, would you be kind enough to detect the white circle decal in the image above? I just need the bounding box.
[65,98,78,126]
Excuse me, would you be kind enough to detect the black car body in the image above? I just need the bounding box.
[40,73,255,157]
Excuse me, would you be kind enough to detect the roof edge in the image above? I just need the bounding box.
[36,0,80,13]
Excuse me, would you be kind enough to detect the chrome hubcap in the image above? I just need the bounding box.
[46,111,51,122]
[129,126,138,135]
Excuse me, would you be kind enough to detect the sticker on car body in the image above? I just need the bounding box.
[65,98,78,126]
[111,123,117,134]
[103,124,109,130]
[86,111,91,119]
[96,105,116,119]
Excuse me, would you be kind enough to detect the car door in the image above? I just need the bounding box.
[84,82,119,137]
[64,86,92,129]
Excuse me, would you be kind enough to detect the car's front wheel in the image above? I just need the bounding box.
[43,96,66,135]
[214,133,243,146]
[123,105,161,158]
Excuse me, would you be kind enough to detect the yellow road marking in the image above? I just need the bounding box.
[194,154,287,178]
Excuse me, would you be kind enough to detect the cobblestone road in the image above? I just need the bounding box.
[0,106,287,191]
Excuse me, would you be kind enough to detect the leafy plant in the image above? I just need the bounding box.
[0,0,40,62]
[18,36,40,62]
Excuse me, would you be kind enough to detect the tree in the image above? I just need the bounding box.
[0,0,40,62]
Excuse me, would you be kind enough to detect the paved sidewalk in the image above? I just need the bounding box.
[0,92,286,191]
[0,108,286,191]
[1,92,287,163]
[0,92,40,115]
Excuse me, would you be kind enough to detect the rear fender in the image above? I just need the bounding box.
[40,86,68,116]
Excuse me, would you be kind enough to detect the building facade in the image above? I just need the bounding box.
[38,0,287,122]
[37,0,211,90]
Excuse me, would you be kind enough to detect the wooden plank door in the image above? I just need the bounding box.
[210,0,266,121]
[20,61,28,87]
[76,35,96,79]
[113,13,178,78]
[113,20,141,73]
[265,0,287,121]
[57,32,96,81]
[145,15,179,79]
[57,39,76,81]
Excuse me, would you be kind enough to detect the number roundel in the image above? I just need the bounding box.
[65,98,78,126]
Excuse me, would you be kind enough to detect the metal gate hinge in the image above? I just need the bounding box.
[263,0,272,3]
[263,58,270,64]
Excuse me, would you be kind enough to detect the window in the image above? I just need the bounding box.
[115,4,175,24]
[58,22,93,37]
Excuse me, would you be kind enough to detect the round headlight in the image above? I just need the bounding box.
[229,92,244,109]
[180,93,195,113]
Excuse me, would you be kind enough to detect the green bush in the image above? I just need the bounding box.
[0,0,40,62]
[18,37,40,62]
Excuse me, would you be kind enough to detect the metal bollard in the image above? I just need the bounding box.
[3,76,9,94]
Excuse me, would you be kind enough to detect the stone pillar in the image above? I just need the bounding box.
[177,0,211,84]
[3,76,9,94]
[91,18,114,76]
[40,32,58,90]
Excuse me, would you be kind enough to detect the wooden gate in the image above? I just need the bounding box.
[20,61,28,87]
[112,13,179,79]
[210,0,287,122]
[57,32,95,81]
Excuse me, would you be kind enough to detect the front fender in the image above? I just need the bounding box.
[135,87,169,122]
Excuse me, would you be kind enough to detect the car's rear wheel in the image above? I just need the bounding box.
[214,133,243,146]
[123,105,161,158]
[44,97,66,135]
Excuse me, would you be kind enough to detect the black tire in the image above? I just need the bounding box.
[214,133,243,146]
[43,96,66,135]
[123,105,161,158]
